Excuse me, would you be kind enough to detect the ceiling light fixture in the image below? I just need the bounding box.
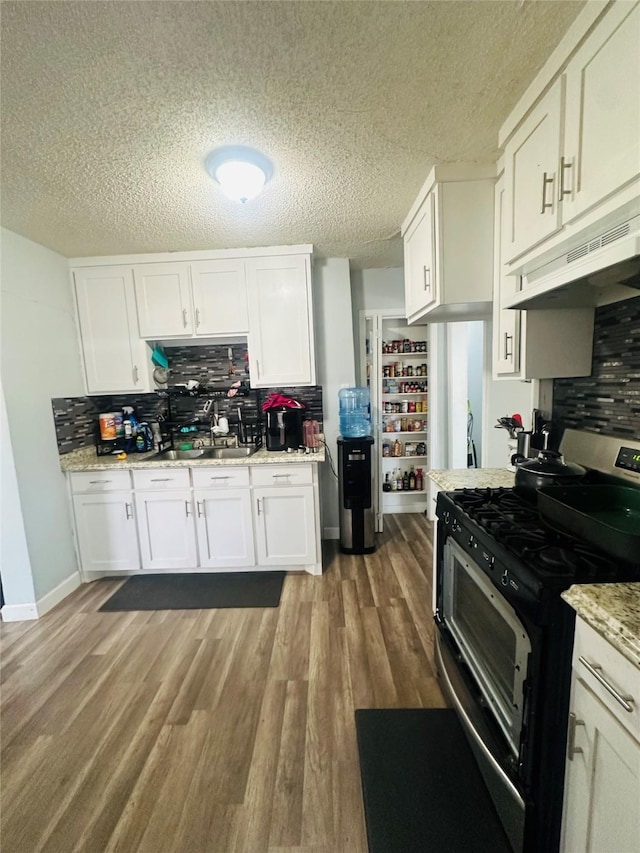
[205,145,273,203]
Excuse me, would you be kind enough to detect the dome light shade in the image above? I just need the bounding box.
[205,146,272,203]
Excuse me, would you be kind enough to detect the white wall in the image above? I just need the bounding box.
[0,381,37,618]
[313,258,356,537]
[1,228,84,609]
[350,268,404,368]
[467,321,484,466]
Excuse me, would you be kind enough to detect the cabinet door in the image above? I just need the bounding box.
[503,78,563,263]
[73,493,139,572]
[194,488,255,569]
[191,259,249,336]
[253,485,316,566]
[562,1,640,223]
[245,255,315,387]
[493,177,521,377]
[133,263,193,337]
[404,193,436,320]
[134,490,198,571]
[74,266,148,393]
[561,677,640,853]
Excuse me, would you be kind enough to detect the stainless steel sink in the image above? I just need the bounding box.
[157,449,205,460]
[156,446,257,461]
[201,446,257,459]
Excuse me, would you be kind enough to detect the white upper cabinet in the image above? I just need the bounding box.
[503,79,563,263]
[134,262,193,337]
[501,0,640,270]
[404,193,436,320]
[562,0,640,224]
[401,165,495,325]
[74,266,150,394]
[190,259,248,335]
[245,254,315,387]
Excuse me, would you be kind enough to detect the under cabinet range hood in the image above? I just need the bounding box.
[506,215,640,311]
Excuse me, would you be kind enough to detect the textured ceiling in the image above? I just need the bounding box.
[1,0,586,268]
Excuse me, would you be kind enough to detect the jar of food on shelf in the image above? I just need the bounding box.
[401,417,408,431]
[382,442,390,456]
[416,441,427,456]
[393,419,402,433]
[408,401,416,413]
[405,442,416,457]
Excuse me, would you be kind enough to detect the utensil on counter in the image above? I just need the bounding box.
[514,450,587,500]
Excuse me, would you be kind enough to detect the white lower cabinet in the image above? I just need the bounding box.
[253,485,317,566]
[72,493,139,573]
[134,490,198,571]
[194,488,255,569]
[71,462,321,577]
[561,617,640,853]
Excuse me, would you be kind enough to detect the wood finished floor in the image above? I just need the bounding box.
[0,514,446,853]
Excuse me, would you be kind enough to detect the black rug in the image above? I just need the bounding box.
[355,708,513,853]
[99,572,286,612]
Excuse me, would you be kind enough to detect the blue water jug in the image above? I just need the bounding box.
[339,387,371,437]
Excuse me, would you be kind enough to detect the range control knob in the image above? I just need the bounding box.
[452,519,461,534]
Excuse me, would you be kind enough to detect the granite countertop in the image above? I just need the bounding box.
[562,583,640,669]
[427,468,515,490]
[60,443,325,472]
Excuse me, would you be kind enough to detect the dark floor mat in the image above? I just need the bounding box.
[99,572,285,611]
[355,708,513,853]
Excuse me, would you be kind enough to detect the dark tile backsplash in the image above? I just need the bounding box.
[553,296,640,439]
[52,344,323,453]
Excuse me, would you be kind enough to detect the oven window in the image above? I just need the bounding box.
[453,569,517,714]
[443,539,531,756]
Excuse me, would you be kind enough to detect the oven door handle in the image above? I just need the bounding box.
[435,634,524,807]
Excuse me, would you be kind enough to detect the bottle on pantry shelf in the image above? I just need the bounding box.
[383,473,391,492]
[392,438,402,457]
[416,468,424,491]
[409,467,416,491]
[390,469,397,491]
[396,469,403,490]
[403,470,410,491]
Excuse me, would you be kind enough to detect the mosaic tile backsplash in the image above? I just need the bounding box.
[52,344,323,453]
[553,296,640,439]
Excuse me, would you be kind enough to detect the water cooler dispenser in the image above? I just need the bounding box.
[337,387,375,554]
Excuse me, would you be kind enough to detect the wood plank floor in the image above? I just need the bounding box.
[1,514,447,853]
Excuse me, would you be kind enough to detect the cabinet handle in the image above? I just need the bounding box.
[256,359,261,377]
[132,365,139,384]
[423,266,431,291]
[540,172,554,213]
[210,475,230,480]
[256,498,262,516]
[558,156,572,201]
[125,502,133,520]
[196,500,203,518]
[182,308,188,328]
[150,478,172,482]
[185,500,192,518]
[195,307,201,328]
[566,712,585,760]
[504,333,513,360]
[578,656,635,712]
[89,479,112,485]
[272,474,291,480]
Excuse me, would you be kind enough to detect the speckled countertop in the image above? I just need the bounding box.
[427,468,515,490]
[60,444,325,472]
[562,584,640,668]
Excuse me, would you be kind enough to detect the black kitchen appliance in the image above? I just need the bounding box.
[434,429,640,853]
[265,406,304,451]
[338,435,375,554]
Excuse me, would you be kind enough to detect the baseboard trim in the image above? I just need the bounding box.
[36,571,82,617]
[323,526,339,540]
[1,602,38,622]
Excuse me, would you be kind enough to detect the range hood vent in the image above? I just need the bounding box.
[507,215,640,310]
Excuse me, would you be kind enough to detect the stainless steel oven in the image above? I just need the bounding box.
[434,429,640,853]
[442,538,531,757]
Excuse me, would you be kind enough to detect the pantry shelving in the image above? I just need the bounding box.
[361,312,429,527]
